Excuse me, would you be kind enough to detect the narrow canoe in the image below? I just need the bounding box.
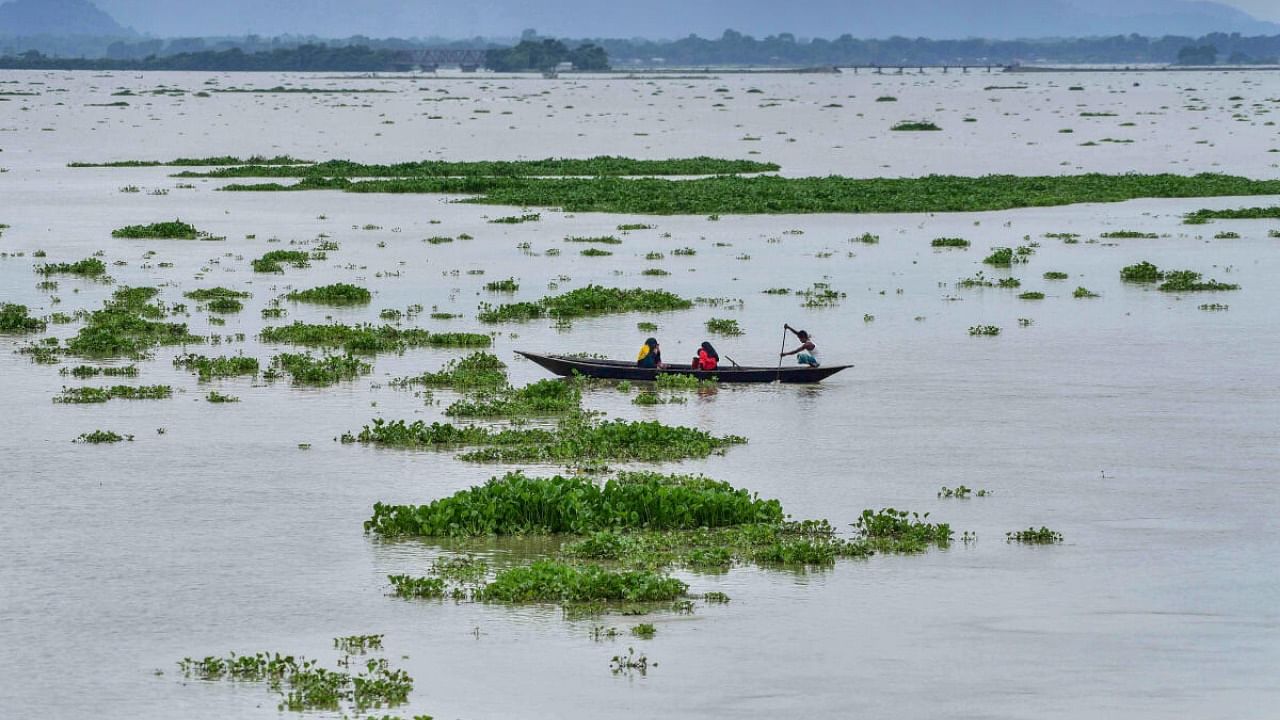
[517,351,851,384]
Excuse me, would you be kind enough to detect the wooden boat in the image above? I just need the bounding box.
[517,351,851,384]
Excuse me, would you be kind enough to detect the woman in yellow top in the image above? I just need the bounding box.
[636,337,664,368]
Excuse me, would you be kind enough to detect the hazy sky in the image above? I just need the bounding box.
[90,0,1280,38]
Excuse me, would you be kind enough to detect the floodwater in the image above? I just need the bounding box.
[1,69,1279,719]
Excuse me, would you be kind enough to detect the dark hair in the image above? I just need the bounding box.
[700,341,718,359]
[796,330,810,341]
[645,337,659,348]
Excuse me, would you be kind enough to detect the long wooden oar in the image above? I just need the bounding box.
[775,326,787,382]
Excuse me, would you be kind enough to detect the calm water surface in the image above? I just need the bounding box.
[1,69,1278,719]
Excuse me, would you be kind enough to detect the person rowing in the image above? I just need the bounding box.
[780,324,820,367]
[636,337,664,369]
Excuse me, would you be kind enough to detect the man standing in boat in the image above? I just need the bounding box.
[780,325,820,367]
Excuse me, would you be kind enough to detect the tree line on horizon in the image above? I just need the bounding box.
[1,29,1278,70]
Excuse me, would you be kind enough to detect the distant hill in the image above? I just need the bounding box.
[0,0,127,36]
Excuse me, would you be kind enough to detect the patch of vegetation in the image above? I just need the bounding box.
[580,247,613,257]
[346,415,745,464]
[1099,230,1158,239]
[1120,261,1164,282]
[220,173,1280,216]
[851,508,952,553]
[206,391,239,403]
[365,471,781,537]
[392,352,508,390]
[67,287,201,358]
[178,647,413,713]
[75,429,133,443]
[931,237,969,248]
[285,283,372,305]
[184,287,250,302]
[1018,291,1044,300]
[54,384,172,403]
[260,322,490,354]
[484,277,519,292]
[478,285,692,323]
[704,317,743,336]
[969,325,1000,336]
[37,257,107,278]
[1043,271,1069,280]
[1213,231,1240,239]
[445,378,581,418]
[617,223,655,231]
[70,155,311,168]
[982,247,1018,266]
[891,121,942,131]
[1073,286,1099,298]
[266,352,371,386]
[1006,527,1063,544]
[111,220,201,239]
[479,561,688,604]
[1157,270,1240,292]
[937,485,990,498]
[251,250,310,273]
[64,364,138,378]
[565,235,621,245]
[0,303,46,332]
[176,156,780,179]
[173,353,259,380]
[489,213,541,224]
[1184,206,1280,223]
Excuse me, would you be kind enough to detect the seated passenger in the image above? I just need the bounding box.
[636,337,663,368]
[692,341,719,371]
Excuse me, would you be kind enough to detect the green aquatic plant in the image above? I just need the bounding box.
[176,156,779,179]
[704,317,743,336]
[37,257,107,277]
[483,277,519,292]
[64,364,138,378]
[1099,230,1158,239]
[478,285,692,323]
[185,287,251,303]
[173,353,259,380]
[931,237,969,248]
[388,574,446,599]
[348,416,745,464]
[445,378,581,418]
[969,325,1000,336]
[478,561,688,604]
[982,247,1017,266]
[1213,231,1240,239]
[0,303,46,332]
[489,213,541,224]
[179,649,413,713]
[205,391,239,403]
[54,384,172,403]
[111,220,201,239]
[67,286,201,358]
[631,623,656,639]
[219,173,1280,216]
[285,283,372,305]
[1073,286,1099,298]
[1018,291,1044,299]
[251,250,310,273]
[618,223,655,231]
[266,352,371,386]
[1120,261,1164,282]
[580,247,613,257]
[852,508,952,553]
[1043,271,1069,280]
[392,352,508,389]
[565,235,621,245]
[1184,206,1280,223]
[891,121,941,131]
[1006,527,1064,544]
[71,155,311,168]
[260,322,489,354]
[365,472,780,537]
[75,429,133,443]
[334,635,383,654]
[1157,270,1239,292]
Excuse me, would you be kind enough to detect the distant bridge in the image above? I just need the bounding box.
[391,49,488,72]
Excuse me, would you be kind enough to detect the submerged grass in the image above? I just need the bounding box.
[219,173,1280,216]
